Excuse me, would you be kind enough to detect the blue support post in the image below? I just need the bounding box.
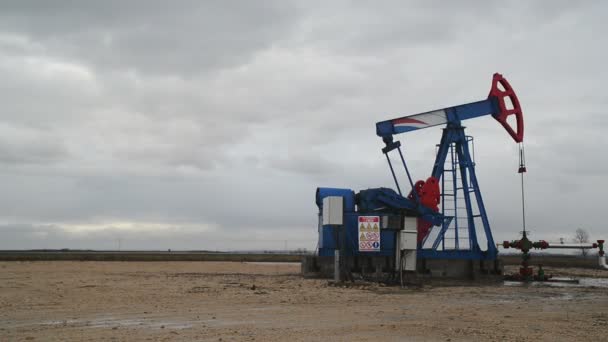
[455,135,480,252]
[422,123,496,260]
[459,134,497,256]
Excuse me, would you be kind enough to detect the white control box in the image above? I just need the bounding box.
[400,229,418,250]
[322,196,343,225]
[399,219,418,272]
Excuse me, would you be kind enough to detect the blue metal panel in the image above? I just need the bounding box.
[380,229,396,254]
[344,213,359,256]
[356,187,408,212]
[376,120,396,137]
[319,225,337,249]
[318,223,338,257]
[452,99,497,121]
[318,248,334,257]
[376,99,497,138]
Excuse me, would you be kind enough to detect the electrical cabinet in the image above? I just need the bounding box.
[400,229,417,250]
[322,196,343,225]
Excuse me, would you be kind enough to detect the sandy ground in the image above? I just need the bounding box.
[1,262,607,341]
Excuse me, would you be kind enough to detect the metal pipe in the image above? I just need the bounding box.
[396,147,417,196]
[546,243,596,249]
[599,255,608,270]
[385,154,402,195]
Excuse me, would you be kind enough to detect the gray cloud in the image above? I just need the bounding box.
[0,133,69,164]
[0,1,606,250]
[0,1,300,76]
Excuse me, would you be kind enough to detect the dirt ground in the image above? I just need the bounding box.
[1,262,607,341]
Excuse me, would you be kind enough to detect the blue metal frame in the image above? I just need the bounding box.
[425,124,496,259]
[377,99,500,261]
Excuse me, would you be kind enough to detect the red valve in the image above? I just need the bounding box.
[489,73,524,143]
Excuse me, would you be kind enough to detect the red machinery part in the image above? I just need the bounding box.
[407,180,425,202]
[408,177,440,242]
[419,177,440,208]
[489,73,524,143]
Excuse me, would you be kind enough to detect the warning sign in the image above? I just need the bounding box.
[358,216,380,252]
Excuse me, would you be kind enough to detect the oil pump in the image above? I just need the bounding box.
[306,73,527,280]
[376,73,523,261]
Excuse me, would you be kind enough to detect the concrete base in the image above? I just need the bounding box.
[302,255,394,280]
[302,255,503,282]
[418,258,503,280]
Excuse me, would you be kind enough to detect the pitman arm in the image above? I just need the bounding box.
[376,73,524,143]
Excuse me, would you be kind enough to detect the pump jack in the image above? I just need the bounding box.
[307,74,526,280]
[375,73,523,262]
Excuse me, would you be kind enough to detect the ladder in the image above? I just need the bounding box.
[437,136,481,251]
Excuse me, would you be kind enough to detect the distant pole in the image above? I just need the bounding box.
[118,238,122,251]
[284,240,287,251]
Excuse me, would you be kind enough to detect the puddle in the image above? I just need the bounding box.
[37,315,272,330]
[244,262,300,266]
[578,278,608,287]
[504,277,608,288]
[41,317,194,330]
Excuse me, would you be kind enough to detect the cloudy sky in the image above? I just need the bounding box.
[0,1,606,251]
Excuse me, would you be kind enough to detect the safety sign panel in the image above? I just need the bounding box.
[358,216,380,252]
